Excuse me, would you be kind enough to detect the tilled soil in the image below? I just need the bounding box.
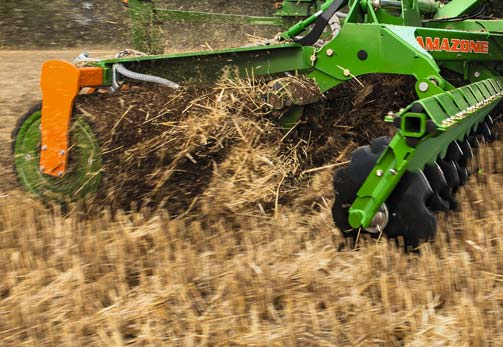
[69,75,416,218]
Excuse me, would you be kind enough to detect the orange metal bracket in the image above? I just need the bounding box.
[39,60,103,177]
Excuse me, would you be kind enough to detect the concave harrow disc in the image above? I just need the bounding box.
[12,105,102,202]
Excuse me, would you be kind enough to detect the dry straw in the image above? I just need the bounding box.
[3,76,502,346]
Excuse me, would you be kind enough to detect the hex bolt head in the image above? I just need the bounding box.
[376,169,384,177]
[59,150,66,156]
[418,82,429,92]
[41,145,48,151]
[474,71,481,78]
[57,171,64,177]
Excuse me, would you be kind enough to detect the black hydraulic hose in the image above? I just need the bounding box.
[423,3,489,23]
[294,0,346,46]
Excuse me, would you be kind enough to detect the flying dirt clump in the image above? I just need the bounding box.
[76,75,417,218]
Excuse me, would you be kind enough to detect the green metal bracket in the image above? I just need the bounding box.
[306,24,445,95]
[348,134,414,229]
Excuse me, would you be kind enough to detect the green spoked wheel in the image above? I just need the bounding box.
[12,104,102,202]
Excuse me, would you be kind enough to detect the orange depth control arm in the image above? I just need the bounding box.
[39,60,103,177]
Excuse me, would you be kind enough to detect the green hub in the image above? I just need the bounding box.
[13,107,102,202]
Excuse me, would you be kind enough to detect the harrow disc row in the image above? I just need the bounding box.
[332,114,499,249]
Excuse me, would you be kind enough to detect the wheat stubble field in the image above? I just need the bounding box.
[3,2,503,347]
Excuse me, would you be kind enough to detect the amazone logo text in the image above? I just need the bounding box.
[416,37,489,54]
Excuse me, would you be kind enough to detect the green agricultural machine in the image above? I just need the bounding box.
[12,0,503,248]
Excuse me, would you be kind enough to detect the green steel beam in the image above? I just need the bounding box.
[98,44,313,85]
[154,9,287,26]
[425,19,503,33]
[434,0,488,19]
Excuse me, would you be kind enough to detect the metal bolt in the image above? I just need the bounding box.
[41,145,48,151]
[418,82,429,92]
[59,150,66,156]
[390,169,397,175]
[474,71,481,78]
[57,171,64,177]
[326,49,334,57]
[39,166,45,172]
[376,169,384,177]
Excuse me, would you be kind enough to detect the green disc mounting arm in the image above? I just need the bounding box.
[349,78,503,229]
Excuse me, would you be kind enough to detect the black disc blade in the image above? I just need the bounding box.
[436,159,459,209]
[455,162,468,186]
[332,136,390,239]
[385,170,437,250]
[423,163,450,211]
[332,167,359,238]
[477,121,492,142]
[458,139,473,167]
[445,141,463,162]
